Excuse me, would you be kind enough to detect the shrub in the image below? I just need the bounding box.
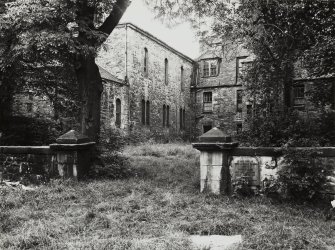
[0,116,62,146]
[232,177,255,197]
[276,148,331,201]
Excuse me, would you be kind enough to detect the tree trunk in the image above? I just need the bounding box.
[76,56,103,142]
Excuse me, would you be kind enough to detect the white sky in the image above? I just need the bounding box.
[120,0,200,59]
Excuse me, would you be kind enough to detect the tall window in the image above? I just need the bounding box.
[236,56,248,83]
[203,61,210,77]
[115,98,121,128]
[163,105,166,127]
[203,92,213,112]
[236,90,243,112]
[141,99,146,125]
[181,66,184,92]
[183,109,186,129]
[164,58,169,84]
[146,100,150,125]
[180,108,186,130]
[180,108,183,130]
[163,105,170,127]
[166,105,170,127]
[293,85,305,109]
[144,48,148,74]
[210,63,217,76]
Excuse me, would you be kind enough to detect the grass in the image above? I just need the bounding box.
[0,143,334,249]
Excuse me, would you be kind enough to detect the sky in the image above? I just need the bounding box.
[119,0,200,59]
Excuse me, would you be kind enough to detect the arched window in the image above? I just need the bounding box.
[164,58,169,85]
[163,105,166,127]
[166,105,170,127]
[141,99,146,125]
[181,66,184,91]
[144,48,148,74]
[146,101,150,125]
[115,98,121,128]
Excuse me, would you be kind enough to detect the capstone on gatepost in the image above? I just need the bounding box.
[50,130,95,180]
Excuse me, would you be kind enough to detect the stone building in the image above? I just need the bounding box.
[190,43,253,136]
[96,23,194,138]
[9,22,335,141]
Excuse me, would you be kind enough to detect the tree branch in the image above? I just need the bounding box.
[98,0,131,35]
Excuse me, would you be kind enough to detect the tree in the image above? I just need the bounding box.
[0,0,131,142]
[149,0,335,146]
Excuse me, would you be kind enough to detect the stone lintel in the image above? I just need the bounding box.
[49,142,96,151]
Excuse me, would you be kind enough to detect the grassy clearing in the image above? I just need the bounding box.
[1,143,335,249]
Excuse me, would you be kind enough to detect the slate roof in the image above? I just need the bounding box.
[98,65,124,84]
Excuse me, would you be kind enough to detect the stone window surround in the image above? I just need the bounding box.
[201,58,221,78]
[141,99,150,126]
[163,104,170,127]
[203,91,213,113]
[164,58,169,85]
[144,47,148,75]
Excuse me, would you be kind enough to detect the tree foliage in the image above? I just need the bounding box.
[149,0,335,146]
[0,0,130,141]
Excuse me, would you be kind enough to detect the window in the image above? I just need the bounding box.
[236,123,242,134]
[236,56,248,83]
[181,66,184,92]
[141,99,146,125]
[202,60,219,77]
[293,85,305,109]
[146,100,150,125]
[163,105,166,127]
[203,61,210,77]
[236,90,243,112]
[142,99,151,125]
[203,92,213,112]
[180,108,183,130]
[210,63,217,76]
[166,105,170,127]
[144,48,148,74]
[164,58,169,85]
[26,103,32,113]
[183,109,186,129]
[179,108,186,130]
[115,98,121,128]
[247,104,252,115]
[203,125,212,134]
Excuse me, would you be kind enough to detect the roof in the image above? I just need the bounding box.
[98,65,124,84]
[196,49,223,61]
[116,23,195,64]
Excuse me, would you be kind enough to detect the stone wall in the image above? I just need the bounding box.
[97,23,194,138]
[191,44,251,136]
[12,92,54,119]
[100,79,129,131]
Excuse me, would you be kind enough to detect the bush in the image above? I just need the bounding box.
[0,116,62,145]
[238,109,335,147]
[232,177,255,197]
[275,148,331,201]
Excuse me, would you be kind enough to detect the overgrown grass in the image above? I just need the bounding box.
[0,143,334,249]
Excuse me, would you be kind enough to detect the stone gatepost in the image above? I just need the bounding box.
[50,130,96,180]
[192,128,238,195]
